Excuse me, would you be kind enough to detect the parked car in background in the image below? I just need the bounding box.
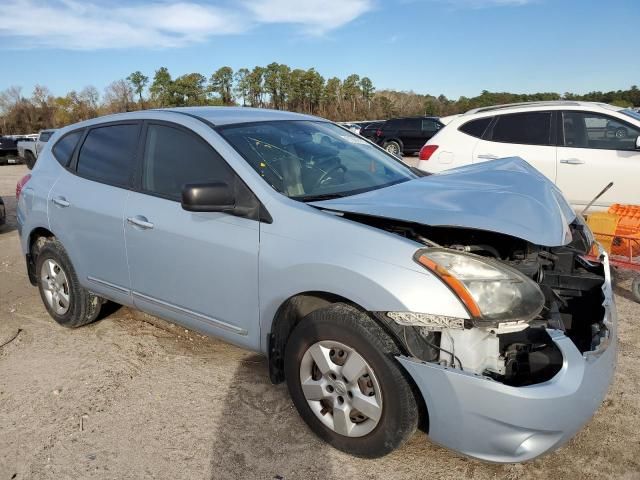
[418,101,640,210]
[18,129,56,169]
[359,121,384,141]
[338,122,362,134]
[0,136,20,165]
[17,107,616,462]
[375,116,443,156]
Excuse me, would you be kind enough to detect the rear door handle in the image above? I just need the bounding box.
[127,216,154,230]
[51,196,70,208]
[560,158,585,165]
[477,154,498,160]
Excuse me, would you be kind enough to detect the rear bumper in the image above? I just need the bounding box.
[398,255,617,463]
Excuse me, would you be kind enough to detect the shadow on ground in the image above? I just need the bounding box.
[209,355,335,479]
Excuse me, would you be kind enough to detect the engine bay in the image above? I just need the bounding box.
[347,212,608,387]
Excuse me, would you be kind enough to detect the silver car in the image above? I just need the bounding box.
[16,108,616,462]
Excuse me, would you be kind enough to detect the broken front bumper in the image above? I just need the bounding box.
[398,255,617,463]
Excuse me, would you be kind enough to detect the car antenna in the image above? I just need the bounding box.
[580,182,614,217]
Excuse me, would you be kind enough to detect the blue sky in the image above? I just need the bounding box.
[1,0,638,100]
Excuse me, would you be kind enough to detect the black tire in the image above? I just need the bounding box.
[284,303,419,458]
[615,127,627,139]
[383,140,402,157]
[35,238,102,328]
[25,151,36,170]
[632,277,640,303]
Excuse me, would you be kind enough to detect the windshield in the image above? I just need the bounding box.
[217,120,416,200]
[621,108,640,123]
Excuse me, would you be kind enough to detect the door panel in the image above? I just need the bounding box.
[124,192,260,347]
[472,140,557,181]
[556,146,639,209]
[399,119,423,151]
[124,121,261,348]
[48,173,130,303]
[47,122,140,303]
[556,110,640,209]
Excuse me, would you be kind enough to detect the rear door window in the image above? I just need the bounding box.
[490,112,552,146]
[386,119,402,130]
[401,118,420,130]
[52,130,83,167]
[141,123,235,201]
[77,123,140,187]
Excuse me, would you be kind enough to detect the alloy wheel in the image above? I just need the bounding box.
[41,259,71,315]
[385,143,400,155]
[299,340,383,437]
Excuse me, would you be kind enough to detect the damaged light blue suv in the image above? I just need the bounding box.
[16,107,616,462]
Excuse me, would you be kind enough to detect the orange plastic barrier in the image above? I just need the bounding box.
[607,204,640,256]
[586,212,620,254]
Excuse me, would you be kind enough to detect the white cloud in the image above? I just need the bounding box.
[242,0,374,35]
[0,0,374,50]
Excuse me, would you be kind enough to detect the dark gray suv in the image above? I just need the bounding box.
[375,116,443,155]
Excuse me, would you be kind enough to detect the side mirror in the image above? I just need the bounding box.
[636,135,640,150]
[181,182,235,213]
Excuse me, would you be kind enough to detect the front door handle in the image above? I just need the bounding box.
[51,196,70,208]
[560,159,585,165]
[477,154,498,160]
[127,216,154,230]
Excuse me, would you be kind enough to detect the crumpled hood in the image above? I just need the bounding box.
[310,157,576,247]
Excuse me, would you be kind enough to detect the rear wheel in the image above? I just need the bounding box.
[284,303,419,458]
[36,238,103,327]
[25,151,36,169]
[383,141,402,157]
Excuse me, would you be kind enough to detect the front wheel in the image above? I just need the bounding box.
[284,304,419,458]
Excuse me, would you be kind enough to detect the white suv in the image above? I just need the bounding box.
[417,101,640,210]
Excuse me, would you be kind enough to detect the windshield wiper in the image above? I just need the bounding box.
[292,193,346,202]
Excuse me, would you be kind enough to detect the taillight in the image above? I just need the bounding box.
[375,128,382,137]
[419,144,438,161]
[16,174,31,200]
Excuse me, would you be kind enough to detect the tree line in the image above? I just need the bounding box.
[1,62,638,134]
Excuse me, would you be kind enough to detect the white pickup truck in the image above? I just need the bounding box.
[17,129,56,169]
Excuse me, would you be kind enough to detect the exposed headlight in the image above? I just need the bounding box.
[415,248,544,327]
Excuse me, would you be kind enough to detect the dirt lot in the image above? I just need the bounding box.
[1,164,639,480]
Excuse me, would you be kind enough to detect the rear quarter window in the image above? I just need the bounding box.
[458,117,493,138]
[52,130,83,167]
[39,132,53,142]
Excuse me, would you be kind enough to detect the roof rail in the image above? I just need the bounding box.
[465,100,587,115]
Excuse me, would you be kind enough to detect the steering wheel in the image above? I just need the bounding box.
[313,164,348,189]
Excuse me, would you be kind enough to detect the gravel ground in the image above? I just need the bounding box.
[1,164,639,480]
